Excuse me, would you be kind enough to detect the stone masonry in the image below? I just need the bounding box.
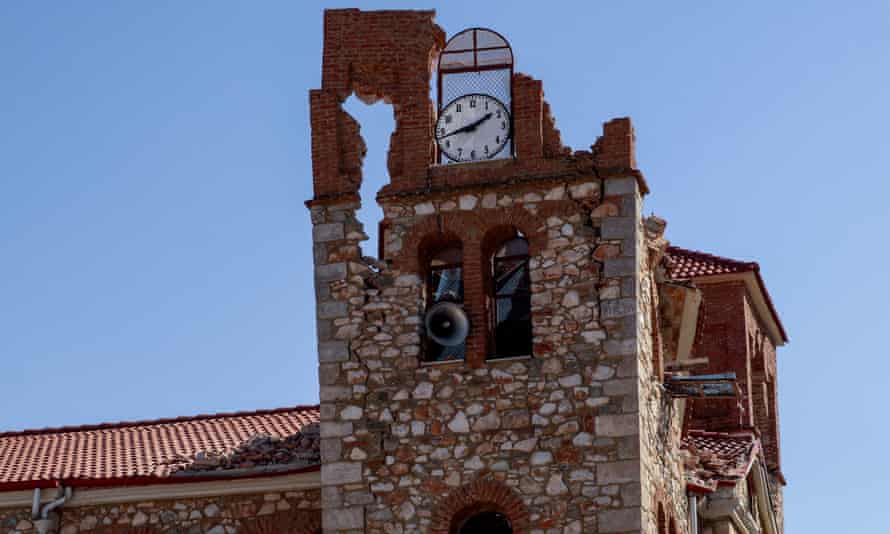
[307,9,685,533]
[0,489,320,534]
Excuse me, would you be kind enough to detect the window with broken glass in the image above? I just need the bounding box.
[426,246,465,362]
[490,236,532,359]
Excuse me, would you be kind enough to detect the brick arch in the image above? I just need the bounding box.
[240,508,322,534]
[397,207,547,272]
[430,477,529,534]
[470,209,546,256]
[394,216,445,271]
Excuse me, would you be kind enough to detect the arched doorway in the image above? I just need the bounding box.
[456,510,513,534]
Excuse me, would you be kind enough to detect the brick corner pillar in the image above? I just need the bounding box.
[595,117,649,195]
[512,73,544,161]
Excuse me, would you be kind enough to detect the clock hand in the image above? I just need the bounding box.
[438,112,493,139]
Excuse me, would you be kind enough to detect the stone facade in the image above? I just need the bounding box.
[312,172,655,533]
[306,9,693,533]
[308,8,787,534]
[0,488,320,534]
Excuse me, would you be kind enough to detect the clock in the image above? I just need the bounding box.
[436,94,511,163]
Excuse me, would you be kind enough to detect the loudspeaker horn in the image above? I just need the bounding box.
[424,301,470,347]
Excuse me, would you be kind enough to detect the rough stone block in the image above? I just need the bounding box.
[313,223,345,242]
[603,378,636,396]
[318,363,340,386]
[595,413,638,437]
[322,462,363,486]
[317,300,348,319]
[323,506,364,529]
[319,341,349,362]
[319,386,351,402]
[315,262,346,282]
[601,298,635,319]
[320,437,342,464]
[320,421,353,438]
[603,257,635,277]
[604,339,636,357]
[601,217,635,239]
[597,460,640,484]
[603,177,638,196]
[598,508,641,533]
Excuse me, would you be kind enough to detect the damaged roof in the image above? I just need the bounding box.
[664,246,788,344]
[681,430,761,492]
[664,246,758,279]
[0,405,319,491]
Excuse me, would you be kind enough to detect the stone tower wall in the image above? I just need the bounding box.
[307,8,675,533]
[311,172,653,533]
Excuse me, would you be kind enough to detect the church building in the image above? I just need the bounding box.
[0,9,787,534]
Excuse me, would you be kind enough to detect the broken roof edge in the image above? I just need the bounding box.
[0,405,320,438]
[0,464,321,496]
[682,429,763,490]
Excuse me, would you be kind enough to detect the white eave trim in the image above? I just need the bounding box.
[0,470,320,509]
[691,272,786,347]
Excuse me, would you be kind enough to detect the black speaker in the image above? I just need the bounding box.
[424,301,470,347]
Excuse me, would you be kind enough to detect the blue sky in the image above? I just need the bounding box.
[1,1,887,531]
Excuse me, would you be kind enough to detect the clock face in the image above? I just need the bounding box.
[436,94,511,163]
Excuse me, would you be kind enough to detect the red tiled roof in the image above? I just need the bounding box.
[664,246,788,343]
[0,406,319,491]
[681,430,760,491]
[664,246,757,279]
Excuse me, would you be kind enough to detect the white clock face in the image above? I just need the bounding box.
[436,94,511,163]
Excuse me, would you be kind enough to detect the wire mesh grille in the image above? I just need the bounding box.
[439,68,512,163]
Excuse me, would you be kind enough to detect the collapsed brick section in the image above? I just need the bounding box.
[308,10,643,208]
[310,9,445,201]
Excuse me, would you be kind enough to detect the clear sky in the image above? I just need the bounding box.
[1,1,887,531]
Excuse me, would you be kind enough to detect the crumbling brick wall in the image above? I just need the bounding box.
[310,9,445,201]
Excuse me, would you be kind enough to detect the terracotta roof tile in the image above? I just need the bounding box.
[664,246,758,280]
[0,406,319,490]
[681,430,760,491]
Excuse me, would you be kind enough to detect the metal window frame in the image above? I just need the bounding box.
[436,27,515,164]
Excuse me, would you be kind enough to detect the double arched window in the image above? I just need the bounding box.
[490,234,532,359]
[421,229,533,363]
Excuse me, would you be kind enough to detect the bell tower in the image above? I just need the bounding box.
[308,9,674,534]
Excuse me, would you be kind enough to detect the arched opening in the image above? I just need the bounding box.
[458,511,513,534]
[450,505,513,534]
[487,229,531,359]
[342,95,395,260]
[433,478,528,534]
[422,235,465,362]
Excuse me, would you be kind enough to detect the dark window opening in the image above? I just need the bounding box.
[426,245,465,362]
[458,511,513,534]
[490,235,532,359]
